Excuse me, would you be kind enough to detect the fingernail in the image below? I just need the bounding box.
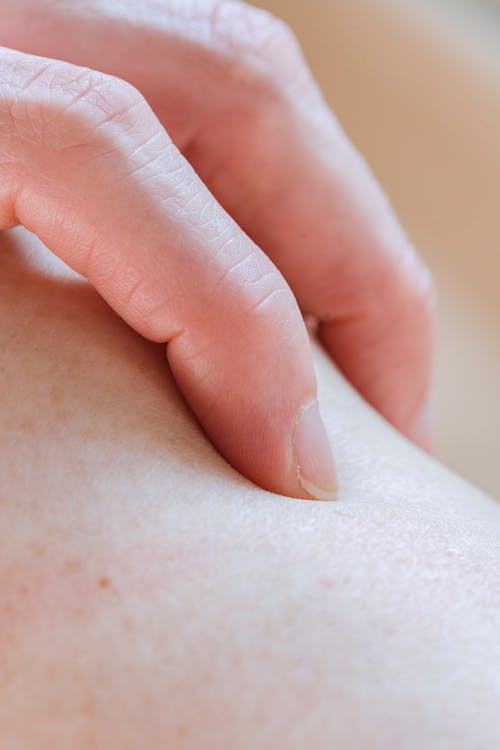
[293,401,338,501]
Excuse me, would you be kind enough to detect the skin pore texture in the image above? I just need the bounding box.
[0,227,499,749]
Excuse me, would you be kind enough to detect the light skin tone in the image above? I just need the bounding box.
[0,0,435,500]
[0,229,499,749]
[3,6,495,746]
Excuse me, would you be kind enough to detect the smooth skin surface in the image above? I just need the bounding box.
[0,229,498,750]
[0,0,435,498]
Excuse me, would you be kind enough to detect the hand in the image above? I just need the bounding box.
[0,0,434,499]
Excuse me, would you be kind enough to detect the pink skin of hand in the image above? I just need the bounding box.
[0,0,435,499]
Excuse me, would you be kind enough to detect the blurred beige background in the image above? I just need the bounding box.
[258,0,500,499]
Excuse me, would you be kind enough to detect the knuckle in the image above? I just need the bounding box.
[209,1,304,90]
[52,66,148,141]
[385,236,437,330]
[236,263,305,356]
[75,76,147,136]
[226,252,294,329]
[16,56,155,152]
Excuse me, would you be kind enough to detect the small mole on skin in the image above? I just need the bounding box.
[65,559,82,573]
[98,577,111,589]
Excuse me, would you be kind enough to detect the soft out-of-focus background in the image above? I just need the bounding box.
[258,0,500,499]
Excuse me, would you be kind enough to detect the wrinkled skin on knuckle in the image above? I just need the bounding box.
[236,264,305,360]
[55,71,154,152]
[207,1,306,95]
[1,59,61,150]
[2,54,152,158]
[16,60,158,164]
[207,242,283,319]
[43,66,170,195]
[199,236,301,349]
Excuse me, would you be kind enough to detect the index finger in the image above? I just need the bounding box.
[0,47,338,500]
[0,0,436,445]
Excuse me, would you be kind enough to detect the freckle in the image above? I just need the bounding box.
[65,559,81,574]
[19,585,28,596]
[50,385,64,405]
[20,419,34,432]
[99,577,110,589]
[319,577,335,590]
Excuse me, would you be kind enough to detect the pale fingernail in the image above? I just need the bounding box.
[293,401,338,501]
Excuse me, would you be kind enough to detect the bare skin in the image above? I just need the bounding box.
[0,227,498,749]
[0,0,436,498]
